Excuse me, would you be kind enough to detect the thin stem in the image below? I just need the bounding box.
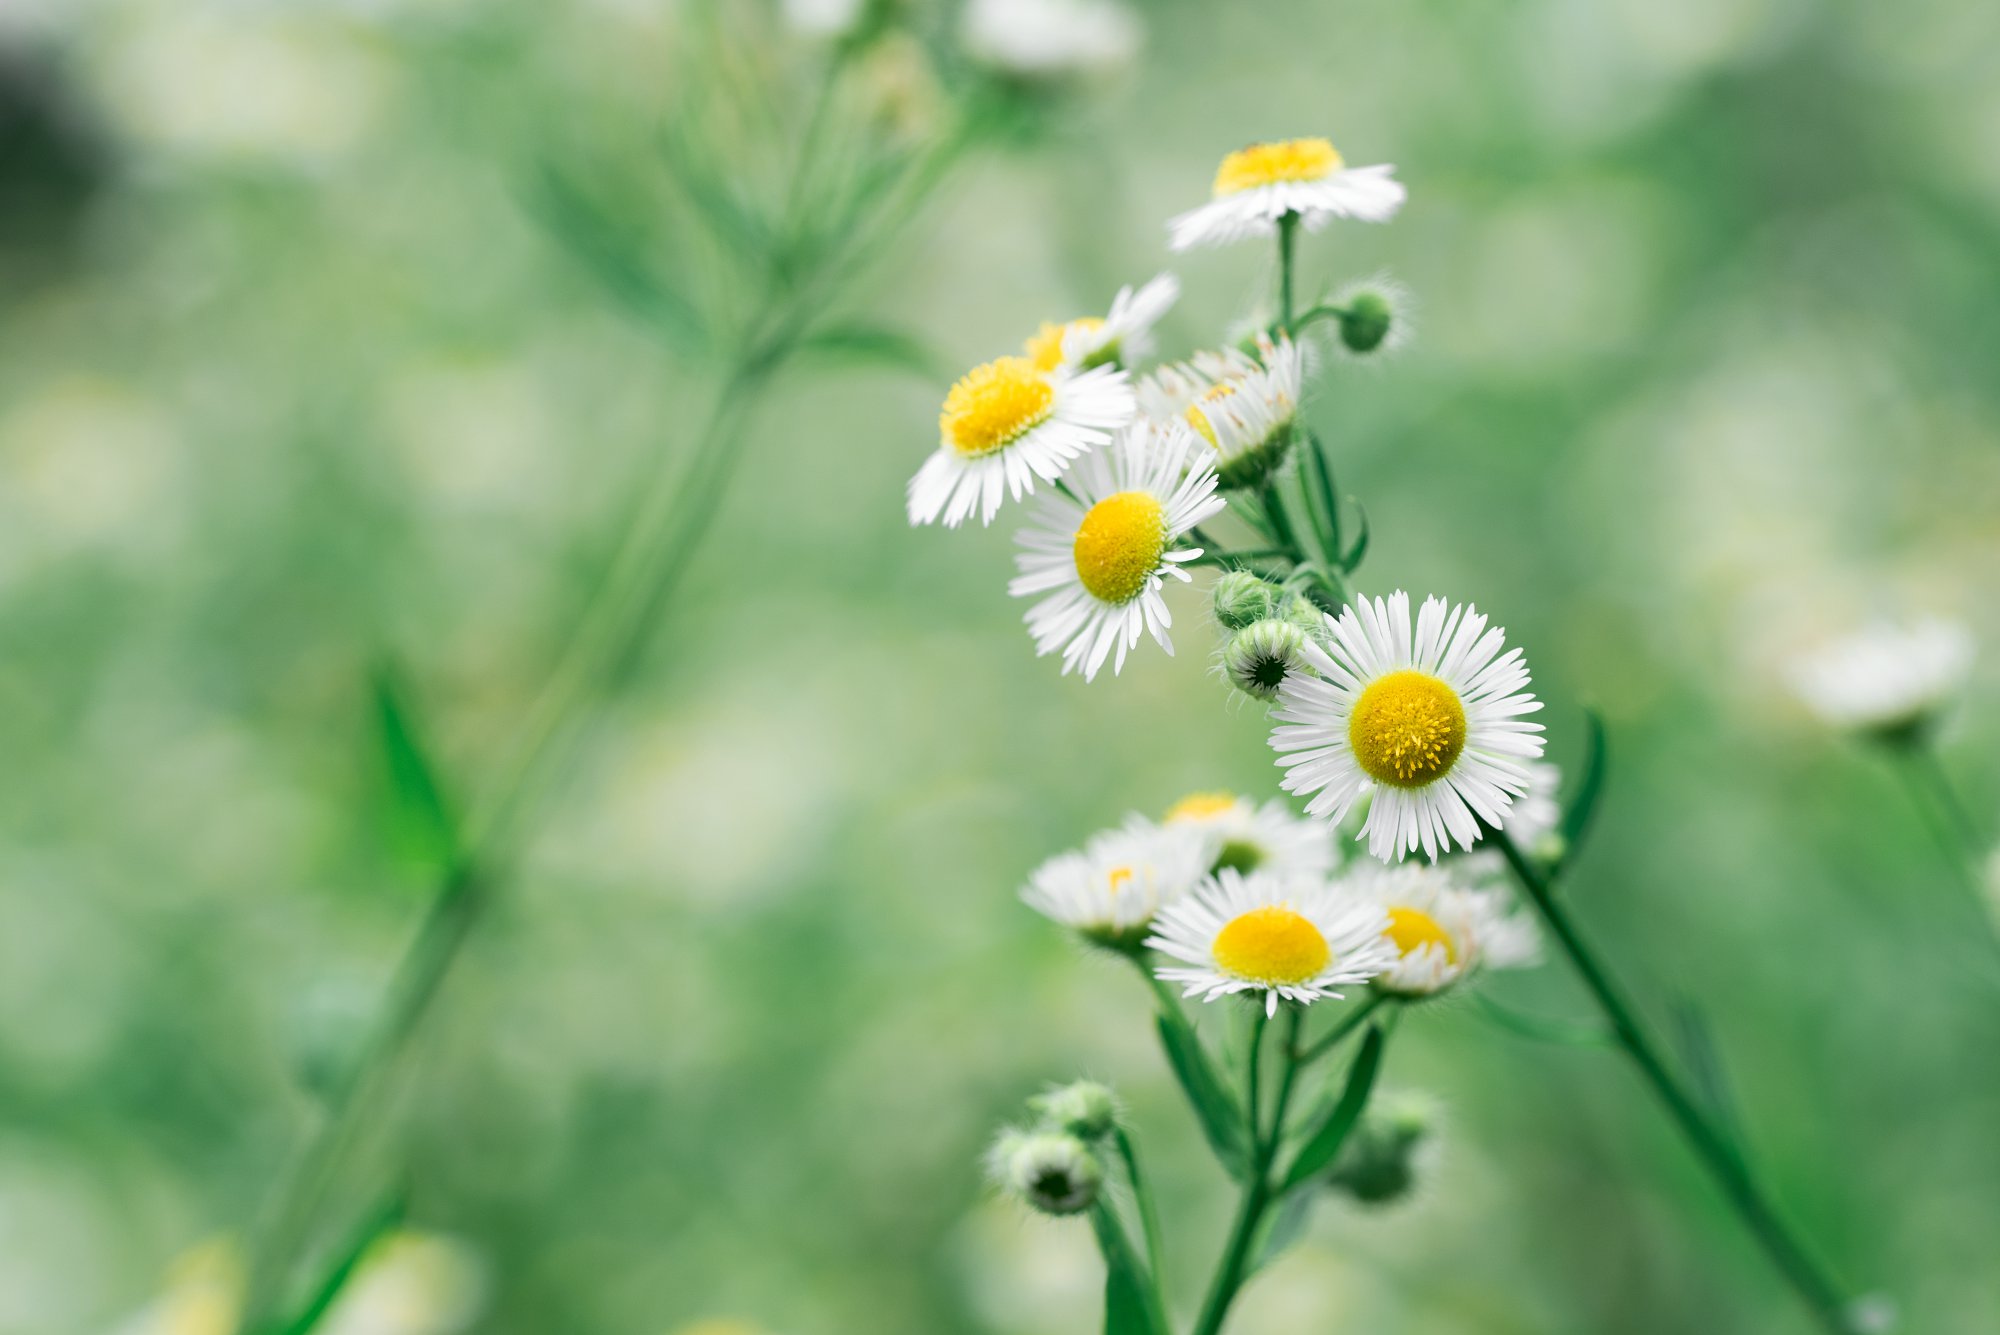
[1113,1127,1169,1318]
[1242,1006,1267,1138]
[1491,830,1858,1335]
[1190,1006,1301,1335]
[1294,993,1383,1066]
[1277,212,1299,331]
[1895,741,1986,862]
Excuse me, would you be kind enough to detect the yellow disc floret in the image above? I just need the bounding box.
[1385,906,1458,963]
[1166,791,1238,823]
[1185,383,1238,448]
[940,356,1055,457]
[1072,490,1167,604]
[1348,669,1467,788]
[1025,318,1105,372]
[1212,138,1343,198]
[1212,905,1331,985]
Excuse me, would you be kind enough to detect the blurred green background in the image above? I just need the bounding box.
[2,0,1997,1332]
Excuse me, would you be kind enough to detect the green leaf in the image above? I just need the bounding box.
[1092,1203,1165,1335]
[1340,499,1370,573]
[1281,1025,1385,1191]
[1559,709,1609,861]
[1153,1011,1246,1180]
[1251,1187,1316,1275]
[796,322,940,379]
[1669,997,1745,1155]
[371,666,460,877]
[1471,992,1611,1048]
[530,164,705,351]
[268,1189,405,1335]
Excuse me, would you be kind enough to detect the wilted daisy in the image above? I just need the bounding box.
[1271,591,1546,862]
[1022,817,1209,949]
[1338,861,1537,997]
[1149,869,1394,1016]
[1787,617,1974,740]
[1024,273,1180,375]
[961,0,1142,82]
[1009,419,1226,679]
[1139,335,1302,490]
[1168,137,1405,252]
[1162,790,1336,878]
[908,356,1134,527]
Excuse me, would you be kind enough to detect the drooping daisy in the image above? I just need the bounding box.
[1168,137,1405,252]
[908,356,1135,528]
[1787,617,1974,740]
[1138,335,1302,490]
[1161,790,1336,879]
[1336,861,1538,998]
[1009,419,1226,680]
[1149,868,1394,1016]
[1271,591,1546,862]
[1022,817,1208,950]
[1025,273,1180,375]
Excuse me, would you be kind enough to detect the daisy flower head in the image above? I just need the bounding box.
[1008,418,1227,680]
[1162,790,1337,879]
[1148,868,1394,1016]
[1139,335,1303,490]
[1338,861,1538,998]
[1271,591,1546,862]
[1022,817,1209,951]
[908,355,1135,528]
[1024,273,1180,375]
[1787,617,1974,741]
[1168,137,1405,252]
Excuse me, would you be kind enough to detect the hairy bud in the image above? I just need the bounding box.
[988,1128,1103,1216]
[1324,1091,1438,1207]
[1030,1080,1119,1139]
[1212,570,1283,631]
[1224,619,1311,701]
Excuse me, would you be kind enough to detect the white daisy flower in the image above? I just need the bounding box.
[1138,335,1302,490]
[961,0,1142,82]
[1168,137,1405,252]
[1008,419,1227,680]
[1787,617,1974,739]
[1337,861,1538,997]
[1148,868,1395,1016]
[1024,272,1180,375]
[1270,591,1547,862]
[1161,790,1337,879]
[1022,817,1209,950]
[908,355,1135,528]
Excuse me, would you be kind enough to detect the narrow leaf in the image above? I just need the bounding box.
[1154,1011,1246,1180]
[530,164,704,351]
[1670,997,1745,1154]
[270,1189,405,1335]
[1092,1203,1165,1335]
[1251,1188,1316,1275]
[371,667,460,876]
[1559,709,1609,861]
[797,322,940,379]
[1471,992,1611,1048]
[1282,1025,1385,1191]
[1340,499,1370,573]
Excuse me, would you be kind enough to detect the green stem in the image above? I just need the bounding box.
[1491,830,1858,1335]
[1190,1006,1302,1335]
[1894,741,1986,865]
[1277,212,1299,331]
[1113,1127,1169,1319]
[1293,992,1383,1066]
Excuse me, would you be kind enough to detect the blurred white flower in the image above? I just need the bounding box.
[1149,868,1395,1016]
[1787,618,1973,738]
[1335,860,1539,997]
[960,0,1142,82]
[1140,334,1303,490]
[1161,790,1337,878]
[782,0,868,41]
[1023,273,1179,374]
[1021,816,1208,950]
[1169,138,1404,251]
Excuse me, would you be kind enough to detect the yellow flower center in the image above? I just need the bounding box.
[1212,905,1330,985]
[1184,383,1237,448]
[1385,906,1457,963]
[940,356,1055,457]
[1072,490,1167,604]
[1166,791,1238,823]
[1106,865,1135,896]
[1212,138,1344,198]
[1025,317,1105,372]
[1348,669,1467,788]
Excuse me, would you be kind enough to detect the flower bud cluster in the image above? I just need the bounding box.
[987,1080,1122,1216]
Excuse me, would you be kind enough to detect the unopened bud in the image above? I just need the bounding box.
[1030,1080,1119,1139]
[1224,619,1311,701]
[1212,571,1282,631]
[1328,277,1410,358]
[987,1128,1102,1216]
[1324,1091,1438,1207]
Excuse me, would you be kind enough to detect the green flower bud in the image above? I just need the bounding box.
[1223,618,1310,701]
[1327,277,1410,358]
[1324,1091,1438,1208]
[1030,1080,1119,1139]
[1212,571,1283,631]
[988,1128,1103,1216]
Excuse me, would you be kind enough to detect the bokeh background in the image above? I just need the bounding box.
[3,0,1998,1332]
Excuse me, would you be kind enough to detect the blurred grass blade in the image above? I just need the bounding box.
[268,1188,405,1335]
[1154,1011,1246,1179]
[797,322,941,379]
[1340,498,1369,573]
[1092,1202,1166,1335]
[1471,992,1612,1047]
[1670,997,1745,1157]
[1559,710,1609,862]
[529,163,705,352]
[1251,1187,1315,1275]
[372,666,460,877]
[1282,1025,1385,1191]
